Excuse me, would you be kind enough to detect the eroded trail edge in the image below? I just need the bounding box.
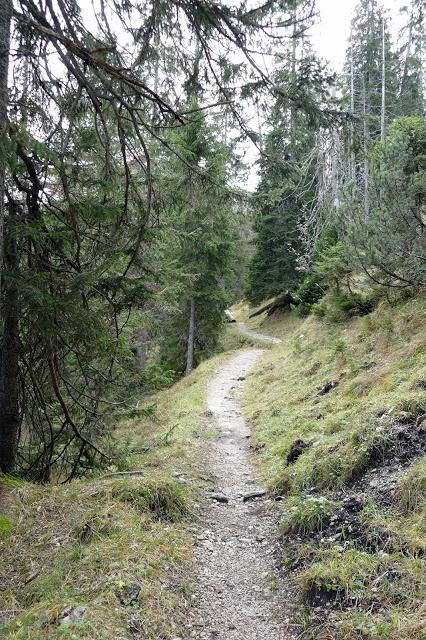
[186,349,289,640]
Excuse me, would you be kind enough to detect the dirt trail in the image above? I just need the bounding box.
[186,345,290,640]
[237,322,282,344]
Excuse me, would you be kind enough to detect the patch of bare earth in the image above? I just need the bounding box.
[185,349,292,640]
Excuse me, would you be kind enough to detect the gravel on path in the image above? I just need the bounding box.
[185,348,292,640]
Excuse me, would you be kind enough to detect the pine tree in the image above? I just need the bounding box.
[0,0,18,474]
[348,0,398,137]
[397,0,425,116]
[246,51,333,305]
[159,113,235,376]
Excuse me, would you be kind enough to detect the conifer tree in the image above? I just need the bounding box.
[246,48,334,304]
[397,0,425,116]
[159,112,235,376]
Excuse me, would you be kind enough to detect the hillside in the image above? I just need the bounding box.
[0,354,229,639]
[1,293,425,639]
[239,295,426,640]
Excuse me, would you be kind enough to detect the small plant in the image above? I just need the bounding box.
[333,338,346,354]
[311,300,327,318]
[280,496,340,535]
[291,337,303,354]
[294,273,327,316]
[397,459,426,514]
[377,314,395,334]
[362,314,374,333]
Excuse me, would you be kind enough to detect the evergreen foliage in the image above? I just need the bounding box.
[1,0,322,477]
[158,113,236,375]
[246,51,334,304]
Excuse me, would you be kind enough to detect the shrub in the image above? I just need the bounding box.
[296,273,327,305]
[281,496,340,535]
[311,300,327,318]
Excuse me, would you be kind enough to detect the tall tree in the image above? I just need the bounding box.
[348,0,397,136]
[0,0,18,474]
[0,0,11,272]
[246,47,334,304]
[346,0,398,217]
[397,0,425,115]
[159,112,235,376]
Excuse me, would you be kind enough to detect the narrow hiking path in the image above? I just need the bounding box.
[186,328,291,640]
[237,322,282,344]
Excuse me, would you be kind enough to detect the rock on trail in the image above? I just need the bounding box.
[186,348,291,640]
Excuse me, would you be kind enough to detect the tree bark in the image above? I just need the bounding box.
[362,76,369,217]
[185,298,195,376]
[0,0,12,283]
[290,7,297,143]
[381,16,386,142]
[0,1,20,474]
[249,291,299,319]
[133,344,147,372]
[349,28,356,182]
[0,227,20,473]
[398,7,413,100]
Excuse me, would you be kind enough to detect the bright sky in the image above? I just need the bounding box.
[242,0,405,190]
[311,0,403,72]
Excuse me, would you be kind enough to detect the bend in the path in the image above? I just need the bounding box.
[238,322,282,344]
[187,349,290,640]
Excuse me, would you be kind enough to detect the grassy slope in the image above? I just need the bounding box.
[240,295,426,640]
[0,351,232,640]
[2,297,425,640]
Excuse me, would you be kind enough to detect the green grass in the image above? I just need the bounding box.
[0,351,230,640]
[297,547,383,601]
[0,514,13,539]
[239,293,426,640]
[242,296,426,495]
[397,457,426,514]
[280,496,340,535]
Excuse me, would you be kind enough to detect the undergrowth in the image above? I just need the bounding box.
[0,352,229,640]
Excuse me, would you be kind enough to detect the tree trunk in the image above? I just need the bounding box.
[398,8,413,100]
[0,1,20,474]
[0,0,12,282]
[185,298,195,376]
[133,344,147,372]
[0,229,20,473]
[381,17,386,142]
[362,76,369,217]
[349,28,356,182]
[290,7,297,143]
